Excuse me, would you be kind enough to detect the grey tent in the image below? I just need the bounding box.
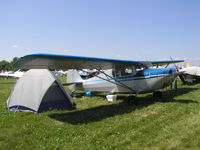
[7,69,74,113]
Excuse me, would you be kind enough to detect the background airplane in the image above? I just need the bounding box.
[0,70,24,78]
[180,66,200,84]
[14,53,184,103]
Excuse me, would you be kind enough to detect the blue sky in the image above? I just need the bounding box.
[1,0,200,65]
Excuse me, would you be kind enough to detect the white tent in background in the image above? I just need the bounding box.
[7,69,74,113]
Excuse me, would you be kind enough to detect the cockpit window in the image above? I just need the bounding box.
[114,66,137,77]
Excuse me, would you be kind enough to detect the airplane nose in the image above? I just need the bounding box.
[169,68,177,74]
[169,69,173,74]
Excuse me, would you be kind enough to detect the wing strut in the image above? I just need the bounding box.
[82,67,136,93]
[165,63,170,68]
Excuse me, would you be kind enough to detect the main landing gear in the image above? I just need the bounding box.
[153,91,163,100]
[127,95,138,105]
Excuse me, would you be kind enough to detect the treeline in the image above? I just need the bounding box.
[0,57,19,71]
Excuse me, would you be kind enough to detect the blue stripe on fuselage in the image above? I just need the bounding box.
[117,68,177,79]
[145,68,177,76]
[85,68,177,83]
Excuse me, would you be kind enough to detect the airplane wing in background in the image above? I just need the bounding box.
[150,60,184,67]
[14,53,184,70]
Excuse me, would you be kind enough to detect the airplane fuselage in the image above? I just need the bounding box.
[71,68,179,94]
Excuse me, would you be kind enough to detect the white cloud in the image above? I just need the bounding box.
[11,45,18,48]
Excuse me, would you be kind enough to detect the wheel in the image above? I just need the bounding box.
[127,96,138,105]
[153,91,163,99]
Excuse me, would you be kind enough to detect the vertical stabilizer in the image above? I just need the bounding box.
[67,69,83,83]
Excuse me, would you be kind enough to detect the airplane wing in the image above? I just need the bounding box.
[14,53,184,70]
[150,60,184,66]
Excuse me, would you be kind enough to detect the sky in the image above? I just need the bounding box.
[0,0,200,65]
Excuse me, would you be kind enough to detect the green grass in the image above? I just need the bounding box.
[1,79,200,150]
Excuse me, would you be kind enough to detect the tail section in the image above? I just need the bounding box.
[67,69,83,83]
[64,70,84,92]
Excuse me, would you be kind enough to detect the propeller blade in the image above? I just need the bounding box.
[170,56,179,71]
[179,74,186,85]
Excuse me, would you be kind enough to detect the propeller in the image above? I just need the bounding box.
[178,73,186,85]
[170,57,186,85]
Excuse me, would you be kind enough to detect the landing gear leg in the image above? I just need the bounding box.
[127,95,138,105]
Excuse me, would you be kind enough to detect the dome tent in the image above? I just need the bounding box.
[7,69,74,113]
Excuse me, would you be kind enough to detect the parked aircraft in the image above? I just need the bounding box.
[0,70,24,78]
[173,62,200,84]
[180,66,200,84]
[14,53,184,103]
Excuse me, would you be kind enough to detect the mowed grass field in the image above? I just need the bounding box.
[1,78,200,150]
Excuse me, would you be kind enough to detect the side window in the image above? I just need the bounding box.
[122,68,133,76]
[114,66,136,77]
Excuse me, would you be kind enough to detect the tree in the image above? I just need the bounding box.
[0,57,20,71]
[0,60,13,71]
[10,57,19,65]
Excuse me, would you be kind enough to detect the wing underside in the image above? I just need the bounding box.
[14,53,184,70]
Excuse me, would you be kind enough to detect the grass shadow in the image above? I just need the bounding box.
[162,87,199,99]
[48,87,199,125]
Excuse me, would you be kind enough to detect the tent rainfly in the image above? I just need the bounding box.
[7,69,74,113]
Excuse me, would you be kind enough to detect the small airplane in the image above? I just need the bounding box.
[180,66,200,84]
[0,70,24,78]
[14,53,184,103]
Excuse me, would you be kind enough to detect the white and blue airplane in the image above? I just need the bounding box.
[14,53,184,103]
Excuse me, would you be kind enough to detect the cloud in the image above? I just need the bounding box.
[11,45,18,48]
